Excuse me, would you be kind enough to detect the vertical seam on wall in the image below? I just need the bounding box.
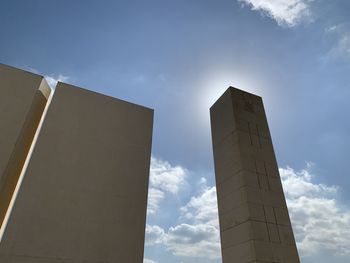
[262,205,271,242]
[256,124,262,149]
[263,161,271,191]
[272,207,282,243]
[248,122,253,146]
[254,161,262,189]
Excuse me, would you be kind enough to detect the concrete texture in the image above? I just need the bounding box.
[0,82,153,263]
[210,87,300,263]
[0,64,50,231]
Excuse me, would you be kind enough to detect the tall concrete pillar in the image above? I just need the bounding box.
[210,87,300,262]
[0,64,51,231]
[0,82,153,262]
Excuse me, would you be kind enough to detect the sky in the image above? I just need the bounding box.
[1,0,350,262]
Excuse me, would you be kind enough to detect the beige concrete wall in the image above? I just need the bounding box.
[210,87,300,263]
[0,82,153,263]
[0,64,51,231]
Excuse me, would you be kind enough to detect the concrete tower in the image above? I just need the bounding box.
[210,87,300,262]
[0,66,153,263]
[0,64,51,232]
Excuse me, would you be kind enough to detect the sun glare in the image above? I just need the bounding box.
[196,72,265,125]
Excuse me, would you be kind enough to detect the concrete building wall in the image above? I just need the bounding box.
[210,87,300,263]
[0,64,51,231]
[0,82,153,263]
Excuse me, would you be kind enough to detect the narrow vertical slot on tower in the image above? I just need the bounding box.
[0,79,52,242]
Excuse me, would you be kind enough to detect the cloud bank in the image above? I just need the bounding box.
[280,165,350,256]
[146,162,350,260]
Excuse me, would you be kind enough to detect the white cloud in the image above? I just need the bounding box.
[147,188,165,215]
[165,180,221,259]
[145,224,166,246]
[146,157,188,216]
[144,259,158,263]
[146,179,221,260]
[280,164,338,198]
[180,185,219,226]
[150,157,187,194]
[44,74,69,89]
[165,223,221,259]
[325,24,350,59]
[145,223,220,260]
[238,0,313,27]
[280,165,350,256]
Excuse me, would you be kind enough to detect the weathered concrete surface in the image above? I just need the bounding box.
[0,82,153,263]
[0,64,50,231]
[210,87,300,263]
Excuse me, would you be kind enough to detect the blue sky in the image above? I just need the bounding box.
[1,0,350,262]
